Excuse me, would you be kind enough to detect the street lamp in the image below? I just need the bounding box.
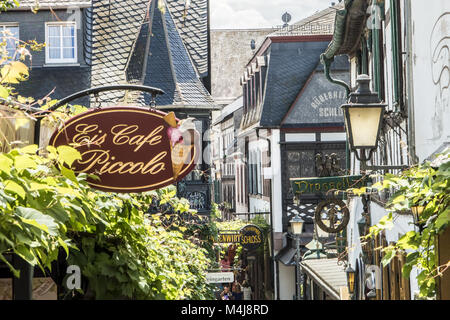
[290,213,304,300]
[341,74,387,163]
[345,265,356,299]
[290,213,304,235]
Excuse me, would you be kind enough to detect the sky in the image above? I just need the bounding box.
[210,0,337,29]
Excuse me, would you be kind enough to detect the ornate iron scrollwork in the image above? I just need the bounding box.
[314,198,350,234]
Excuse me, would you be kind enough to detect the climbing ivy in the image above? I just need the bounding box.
[364,150,450,298]
[0,145,215,299]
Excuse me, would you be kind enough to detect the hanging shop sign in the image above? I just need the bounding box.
[49,107,199,193]
[314,198,350,234]
[290,175,368,194]
[217,225,264,251]
[205,272,235,284]
[240,224,263,251]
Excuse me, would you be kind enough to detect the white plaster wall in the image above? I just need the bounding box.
[249,197,270,214]
[410,0,450,161]
[278,264,296,300]
[270,129,283,234]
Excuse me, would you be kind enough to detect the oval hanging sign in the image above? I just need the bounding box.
[240,224,264,251]
[49,106,199,193]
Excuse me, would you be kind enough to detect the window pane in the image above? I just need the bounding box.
[62,26,74,37]
[62,36,74,47]
[6,48,15,58]
[48,36,60,48]
[48,26,60,37]
[3,26,19,39]
[6,37,18,52]
[63,47,75,59]
[49,48,60,59]
[2,26,19,55]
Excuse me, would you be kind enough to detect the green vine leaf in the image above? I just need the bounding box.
[56,145,82,167]
[4,180,26,199]
[15,206,59,236]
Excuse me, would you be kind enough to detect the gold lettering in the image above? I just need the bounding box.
[129,162,144,174]
[111,124,139,145]
[73,124,107,146]
[110,124,164,152]
[142,151,167,175]
[99,160,123,175]
[78,149,110,172]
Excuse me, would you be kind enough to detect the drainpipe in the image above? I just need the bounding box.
[404,0,418,164]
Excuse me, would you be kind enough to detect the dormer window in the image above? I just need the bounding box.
[45,22,77,64]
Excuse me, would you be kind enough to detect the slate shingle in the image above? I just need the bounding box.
[14,0,91,9]
[259,41,330,127]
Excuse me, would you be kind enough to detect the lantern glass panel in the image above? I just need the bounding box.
[347,107,383,148]
[291,220,304,235]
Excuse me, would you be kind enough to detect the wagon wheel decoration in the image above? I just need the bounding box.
[314,198,350,234]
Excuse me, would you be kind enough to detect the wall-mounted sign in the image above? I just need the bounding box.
[290,175,368,194]
[49,107,199,193]
[240,224,263,251]
[217,225,264,251]
[206,272,234,284]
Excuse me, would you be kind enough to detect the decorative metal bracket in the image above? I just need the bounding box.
[315,198,350,234]
[47,84,165,112]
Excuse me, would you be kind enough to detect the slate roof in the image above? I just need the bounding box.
[258,41,330,127]
[4,0,213,111]
[12,0,92,9]
[85,0,214,108]
[269,2,344,37]
[167,0,209,77]
[87,0,148,103]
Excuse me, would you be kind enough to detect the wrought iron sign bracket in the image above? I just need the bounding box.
[47,84,165,112]
[363,164,409,171]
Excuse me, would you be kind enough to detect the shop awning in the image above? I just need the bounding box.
[300,258,347,300]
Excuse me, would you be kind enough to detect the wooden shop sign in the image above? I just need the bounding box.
[217,224,264,251]
[290,175,368,194]
[49,107,199,193]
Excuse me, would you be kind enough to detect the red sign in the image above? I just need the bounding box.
[49,107,199,193]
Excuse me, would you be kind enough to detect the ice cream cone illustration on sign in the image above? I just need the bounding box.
[164,112,197,179]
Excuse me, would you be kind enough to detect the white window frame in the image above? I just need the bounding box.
[0,23,20,60]
[45,22,77,64]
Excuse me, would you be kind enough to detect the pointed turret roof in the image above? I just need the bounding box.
[87,0,215,109]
